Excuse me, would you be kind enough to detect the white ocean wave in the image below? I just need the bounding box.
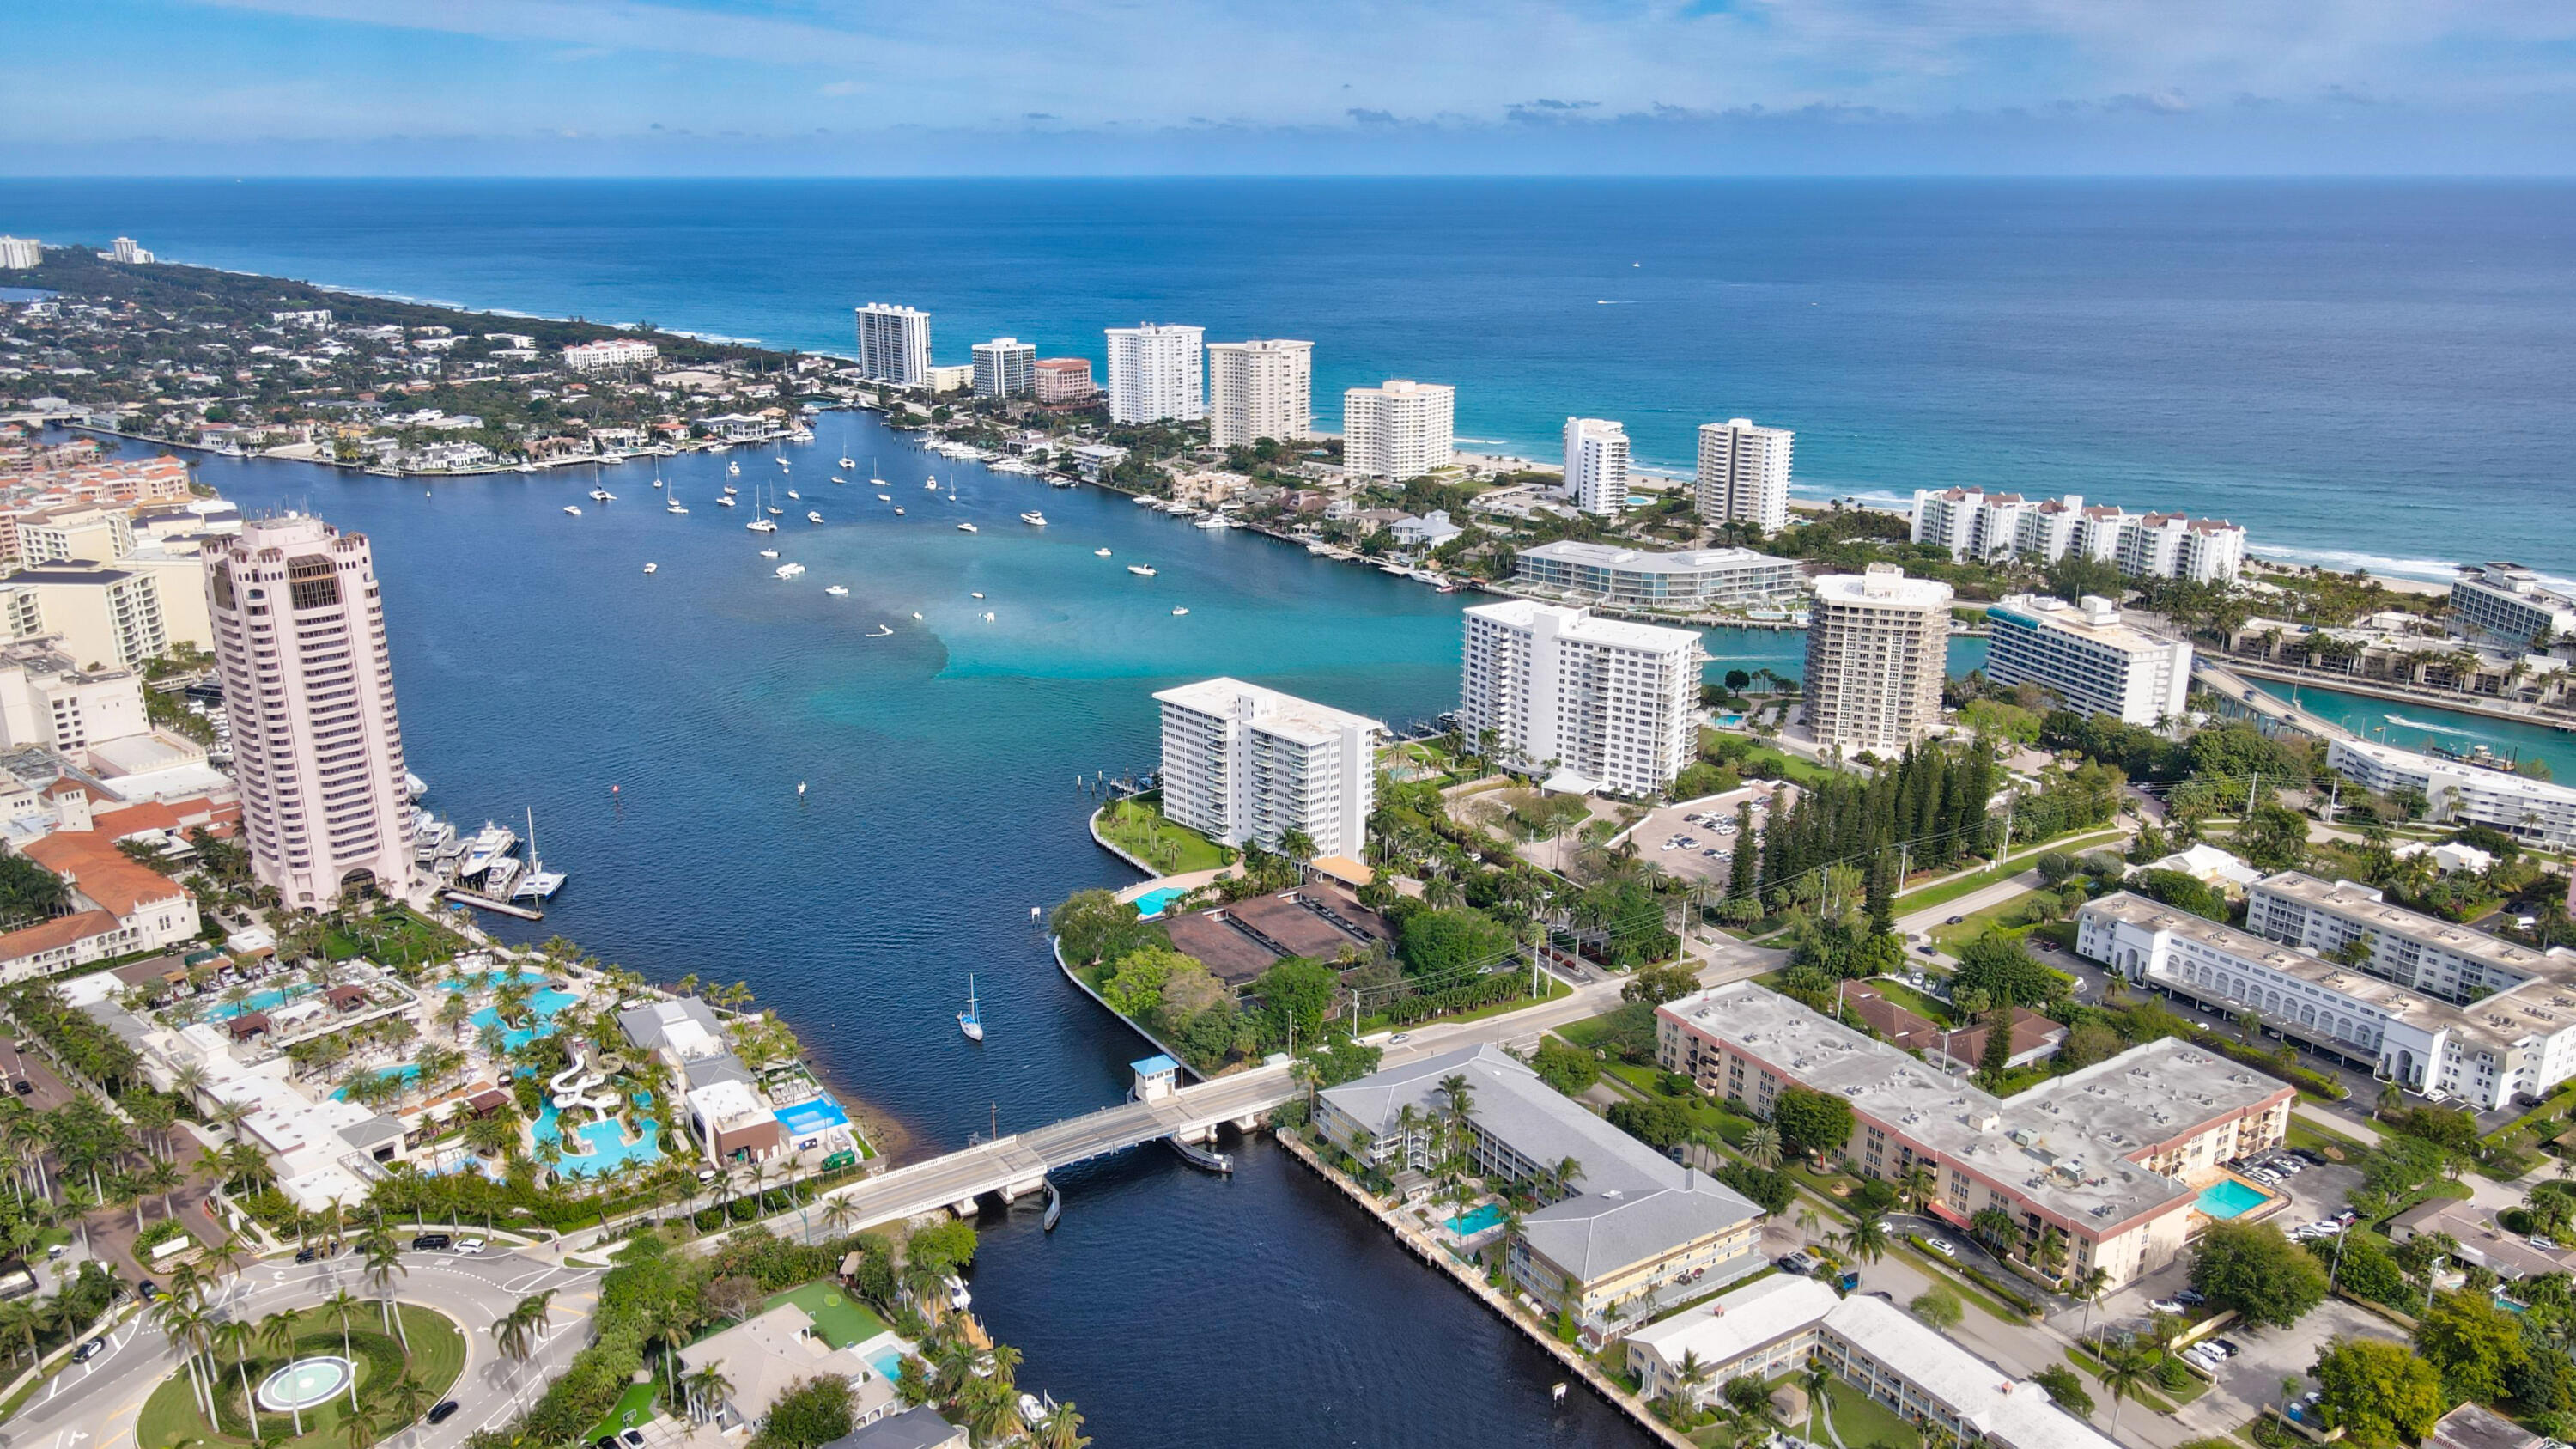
[2248,543,2475,585]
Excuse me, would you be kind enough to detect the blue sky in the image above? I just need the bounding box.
[9,0,2576,174]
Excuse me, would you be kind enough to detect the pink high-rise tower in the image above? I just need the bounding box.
[207,514,413,907]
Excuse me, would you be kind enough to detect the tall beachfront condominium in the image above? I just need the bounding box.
[1804,564,1953,753]
[1033,357,1097,405]
[1104,323,1206,424]
[1910,488,2247,584]
[561,338,658,374]
[854,303,933,389]
[1342,380,1455,481]
[2081,871,2576,1109]
[1562,417,1631,516]
[2451,563,2576,650]
[1459,600,1699,797]
[109,237,153,265]
[969,338,1037,399]
[2325,737,2576,850]
[1983,594,2192,728]
[206,514,412,908]
[1694,419,1793,534]
[0,237,39,270]
[1512,541,1799,611]
[1153,677,1382,861]
[1206,340,1314,450]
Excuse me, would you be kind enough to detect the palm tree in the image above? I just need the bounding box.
[1036,1401,1091,1449]
[1548,1156,1585,1202]
[683,1361,734,1425]
[323,1288,364,1410]
[1896,1162,1937,1212]
[213,1317,264,1445]
[2073,1267,2112,1341]
[260,1312,307,1437]
[1743,1124,1783,1171]
[385,1373,434,1442]
[339,1407,376,1449]
[362,1224,409,1350]
[493,1304,538,1403]
[154,1295,215,1420]
[1837,1216,1890,1264]
[2099,1343,2151,1439]
[1802,1361,1833,1448]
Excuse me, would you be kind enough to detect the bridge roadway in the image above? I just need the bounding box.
[2193,661,2357,742]
[762,971,1639,1242]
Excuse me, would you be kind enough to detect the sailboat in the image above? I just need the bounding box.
[746,484,778,533]
[513,807,567,900]
[869,458,887,487]
[959,977,985,1042]
[728,460,740,477]
[840,455,856,470]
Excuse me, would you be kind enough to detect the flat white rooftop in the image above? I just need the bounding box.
[1467,599,1702,654]
[1153,677,1384,746]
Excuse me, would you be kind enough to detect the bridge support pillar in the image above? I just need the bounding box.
[1002,1175,1047,1202]
[949,1198,978,1218]
[1233,1113,1261,1132]
[1178,1123,1213,1145]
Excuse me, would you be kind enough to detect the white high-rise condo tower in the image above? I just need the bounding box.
[1804,564,1953,754]
[1458,600,1700,797]
[1103,323,1206,423]
[1341,380,1455,481]
[1696,418,1793,534]
[1563,417,1631,516]
[0,237,39,270]
[207,514,413,907]
[1206,339,1314,450]
[1155,679,1382,861]
[854,303,933,389]
[970,338,1037,399]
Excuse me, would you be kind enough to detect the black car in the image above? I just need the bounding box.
[70,1336,106,1362]
[295,1246,320,1263]
[410,1233,452,1251]
[10,1079,30,1095]
[427,1401,460,1426]
[137,1280,161,1303]
[2174,1288,2206,1306]
[2292,1148,2329,1166]
[1945,916,1965,925]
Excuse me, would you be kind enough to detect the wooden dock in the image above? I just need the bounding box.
[440,887,542,920]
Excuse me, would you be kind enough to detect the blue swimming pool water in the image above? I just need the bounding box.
[469,986,580,1051]
[776,1096,849,1135]
[1446,1202,1507,1236]
[2197,1178,2270,1219]
[869,1352,906,1383]
[533,1100,664,1178]
[207,985,308,1021]
[1133,887,1188,920]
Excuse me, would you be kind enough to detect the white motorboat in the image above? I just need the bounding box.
[878,493,892,502]
[482,856,523,898]
[945,1274,973,1312]
[728,460,740,476]
[563,505,582,516]
[412,818,456,862]
[717,495,737,508]
[1172,607,1189,616]
[767,505,785,516]
[911,612,923,620]
[1020,511,1047,527]
[459,821,519,879]
[925,478,940,490]
[1094,548,1112,557]
[957,522,978,533]
[643,563,658,574]
[787,489,799,500]
[514,461,537,473]
[1127,564,1157,576]
[867,624,893,637]
[406,770,428,800]
[723,484,738,495]
[806,511,824,524]
[981,611,995,621]
[970,592,985,600]
[760,548,779,558]
[825,585,848,597]
[892,507,905,515]
[777,457,792,470]
[831,476,846,484]
[1194,514,1232,530]
[775,562,805,579]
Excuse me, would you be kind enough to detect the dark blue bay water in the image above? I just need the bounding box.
[9,177,2575,577]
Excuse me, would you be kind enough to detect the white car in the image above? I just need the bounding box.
[1923,1237,1957,1257]
[2150,1298,2188,1316]
[455,1236,488,1255]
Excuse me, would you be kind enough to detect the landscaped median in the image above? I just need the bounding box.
[135,1301,465,1449]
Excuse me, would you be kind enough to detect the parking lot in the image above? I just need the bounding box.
[1621,782,1800,887]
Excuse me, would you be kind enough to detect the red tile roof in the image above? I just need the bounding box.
[20,829,191,917]
[0,909,121,961]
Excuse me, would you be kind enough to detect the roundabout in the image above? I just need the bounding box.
[137,1300,466,1449]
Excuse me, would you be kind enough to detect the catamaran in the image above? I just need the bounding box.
[959,977,985,1042]
[512,807,567,900]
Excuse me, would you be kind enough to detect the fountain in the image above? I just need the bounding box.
[256,1355,355,1411]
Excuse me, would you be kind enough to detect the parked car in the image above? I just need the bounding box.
[1388,1033,1411,1045]
[2534,1235,2561,1251]
[1923,1237,1958,1258]
[1945,916,1965,925]
[1917,945,1939,956]
[455,1236,488,1255]
[427,1402,460,1426]
[2175,1288,2207,1306]
[137,1280,161,1303]
[410,1233,452,1251]
[2150,1298,2188,1315]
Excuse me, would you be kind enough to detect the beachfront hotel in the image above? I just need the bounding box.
[1153,677,1382,861]
[1458,600,1699,796]
[2079,872,2576,1110]
[1511,540,1799,611]
[1032,356,1097,405]
[1104,323,1206,423]
[561,338,658,373]
[2451,563,2576,651]
[1562,417,1631,516]
[1910,488,2247,584]
[969,338,1036,399]
[1341,380,1455,481]
[207,513,414,907]
[1982,594,2193,728]
[1206,339,1313,450]
[1627,1275,2117,1449]
[854,303,933,389]
[1659,983,2293,1288]
[1694,418,1794,534]
[1318,1044,1766,1340]
[1803,565,1953,753]
[2324,736,2576,850]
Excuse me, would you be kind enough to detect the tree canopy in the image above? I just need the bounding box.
[2189,1221,2327,1330]
[2312,1338,2445,1448]
[1771,1084,1856,1160]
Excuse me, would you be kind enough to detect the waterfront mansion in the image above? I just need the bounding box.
[1317,1044,1765,1341]
[1658,984,2293,1289]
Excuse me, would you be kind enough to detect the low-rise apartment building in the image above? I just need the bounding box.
[561,338,659,373]
[1317,1044,1765,1339]
[1982,594,2192,727]
[2325,737,2576,851]
[1628,1275,2117,1449]
[1511,541,1799,611]
[1658,984,2292,1288]
[2451,563,2576,651]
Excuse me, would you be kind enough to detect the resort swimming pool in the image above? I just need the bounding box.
[1447,1202,1508,1236]
[1133,887,1188,920]
[532,1100,664,1178]
[206,984,309,1021]
[2197,1178,2271,1220]
[470,986,580,1051]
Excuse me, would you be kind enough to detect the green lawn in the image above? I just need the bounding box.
[1701,732,1839,788]
[1896,831,2126,911]
[2286,1116,2372,1164]
[1929,889,2050,950]
[764,1281,890,1349]
[1863,978,1958,1026]
[135,1302,464,1449]
[1821,1379,1921,1449]
[1095,798,1230,874]
[587,1379,664,1439]
[323,904,471,965]
[1360,974,1571,1033]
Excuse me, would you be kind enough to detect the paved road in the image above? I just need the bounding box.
[1894,869,2043,938]
[4,1247,603,1449]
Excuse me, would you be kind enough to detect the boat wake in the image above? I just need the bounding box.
[2385,713,2492,740]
